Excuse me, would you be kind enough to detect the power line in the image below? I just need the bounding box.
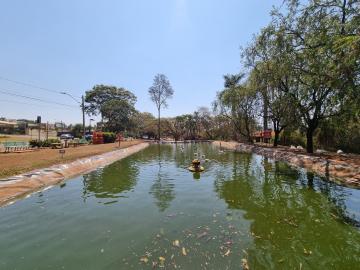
[0,75,81,98]
[0,99,79,110]
[0,89,79,108]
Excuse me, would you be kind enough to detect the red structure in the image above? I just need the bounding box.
[92,131,104,144]
[253,129,272,143]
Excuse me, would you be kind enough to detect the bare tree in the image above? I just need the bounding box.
[148,74,174,140]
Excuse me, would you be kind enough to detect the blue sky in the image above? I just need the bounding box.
[0,0,284,124]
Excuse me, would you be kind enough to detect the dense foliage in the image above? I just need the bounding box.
[103,132,117,143]
[214,0,360,153]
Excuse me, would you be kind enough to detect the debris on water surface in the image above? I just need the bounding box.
[173,240,180,247]
[100,248,104,253]
[197,231,208,239]
[159,257,165,268]
[223,249,231,256]
[241,258,249,270]
[283,218,298,227]
[140,257,149,263]
[182,247,187,256]
[303,248,312,255]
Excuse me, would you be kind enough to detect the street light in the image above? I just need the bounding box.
[60,92,86,138]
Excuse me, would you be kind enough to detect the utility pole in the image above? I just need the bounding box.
[82,95,85,137]
[46,121,49,140]
[61,91,86,138]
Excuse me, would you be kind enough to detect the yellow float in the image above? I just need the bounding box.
[188,159,205,172]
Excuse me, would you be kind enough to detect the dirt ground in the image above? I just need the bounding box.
[0,140,142,179]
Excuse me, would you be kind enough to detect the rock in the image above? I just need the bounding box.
[296,146,304,150]
[290,145,296,149]
[315,149,327,154]
[337,149,344,154]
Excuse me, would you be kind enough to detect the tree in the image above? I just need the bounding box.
[239,0,359,152]
[70,123,83,138]
[148,74,174,140]
[85,85,137,121]
[245,25,297,147]
[100,99,137,133]
[197,107,216,139]
[132,112,157,139]
[215,76,259,143]
[164,115,187,141]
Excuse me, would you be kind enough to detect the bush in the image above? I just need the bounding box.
[103,132,116,143]
[29,139,60,148]
[279,129,306,147]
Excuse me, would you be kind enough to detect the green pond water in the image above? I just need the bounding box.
[0,143,360,269]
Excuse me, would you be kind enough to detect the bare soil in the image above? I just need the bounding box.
[0,140,142,179]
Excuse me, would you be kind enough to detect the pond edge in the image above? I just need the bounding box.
[0,142,150,207]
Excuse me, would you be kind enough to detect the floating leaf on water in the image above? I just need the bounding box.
[303,248,312,255]
[173,240,180,247]
[224,249,231,256]
[197,231,208,239]
[278,258,284,263]
[241,258,249,270]
[159,256,166,268]
[182,247,187,256]
[140,257,149,263]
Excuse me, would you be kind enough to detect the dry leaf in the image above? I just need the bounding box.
[173,240,180,247]
[242,258,249,270]
[140,257,149,263]
[182,247,187,256]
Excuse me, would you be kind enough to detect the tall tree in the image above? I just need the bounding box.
[215,79,259,143]
[148,74,174,140]
[85,85,136,121]
[100,99,137,133]
[271,0,359,152]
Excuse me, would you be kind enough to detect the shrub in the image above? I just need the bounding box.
[279,129,306,147]
[29,139,60,148]
[103,132,116,143]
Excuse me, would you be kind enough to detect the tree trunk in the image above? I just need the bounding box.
[263,89,268,131]
[273,130,280,147]
[306,128,314,153]
[158,109,161,141]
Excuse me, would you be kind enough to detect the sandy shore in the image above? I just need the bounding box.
[0,142,149,206]
[213,141,360,187]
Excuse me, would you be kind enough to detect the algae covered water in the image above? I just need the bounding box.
[0,143,359,269]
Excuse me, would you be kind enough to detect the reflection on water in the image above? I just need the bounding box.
[82,157,139,201]
[214,154,360,268]
[0,143,359,269]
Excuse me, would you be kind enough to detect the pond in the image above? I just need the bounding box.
[0,143,359,269]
